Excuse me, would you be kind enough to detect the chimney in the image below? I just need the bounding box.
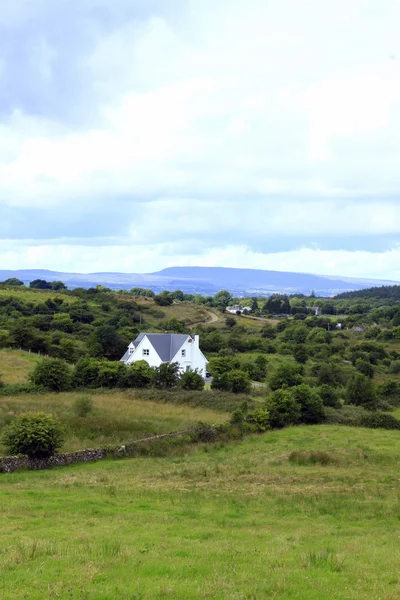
[194,334,199,347]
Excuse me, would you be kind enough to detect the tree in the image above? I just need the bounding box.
[1,278,24,286]
[267,389,301,429]
[154,362,180,388]
[130,288,155,298]
[345,373,377,410]
[228,369,251,394]
[29,279,52,289]
[268,363,303,391]
[3,412,64,459]
[73,357,102,388]
[154,294,172,306]
[30,358,71,391]
[211,372,231,391]
[291,384,325,424]
[89,326,126,361]
[213,290,232,309]
[180,369,205,390]
[123,360,154,388]
[293,345,308,364]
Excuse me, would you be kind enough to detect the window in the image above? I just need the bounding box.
[129,347,134,354]
[181,349,186,357]
[142,349,149,356]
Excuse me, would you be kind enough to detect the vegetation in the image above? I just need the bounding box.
[1,426,400,598]
[3,412,64,458]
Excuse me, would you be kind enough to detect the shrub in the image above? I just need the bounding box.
[268,363,303,391]
[153,362,180,389]
[3,412,65,458]
[267,389,301,429]
[228,369,251,394]
[73,396,94,418]
[211,372,231,392]
[29,358,71,391]
[291,384,325,424]
[123,360,154,388]
[390,360,400,374]
[345,373,377,410]
[355,359,374,378]
[0,374,4,389]
[180,369,205,391]
[318,384,340,408]
[246,407,270,431]
[359,412,400,430]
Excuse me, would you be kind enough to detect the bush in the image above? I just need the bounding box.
[123,360,154,388]
[73,396,94,418]
[267,389,301,429]
[29,358,71,391]
[268,363,303,391]
[3,412,65,458]
[291,384,325,424]
[359,412,400,430]
[245,407,270,431]
[153,362,180,389]
[318,384,340,408]
[345,373,377,410]
[0,374,4,389]
[180,369,205,391]
[355,359,374,378]
[228,369,251,394]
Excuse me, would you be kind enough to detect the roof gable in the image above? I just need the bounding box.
[133,333,189,362]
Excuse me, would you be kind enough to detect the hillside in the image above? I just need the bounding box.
[1,266,398,296]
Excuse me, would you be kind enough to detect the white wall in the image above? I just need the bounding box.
[171,335,208,376]
[126,335,162,368]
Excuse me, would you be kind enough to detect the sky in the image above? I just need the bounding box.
[1,0,400,279]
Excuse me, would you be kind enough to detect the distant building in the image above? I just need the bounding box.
[120,333,208,376]
[227,305,252,314]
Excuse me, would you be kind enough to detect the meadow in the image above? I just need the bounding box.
[0,390,227,454]
[1,425,400,599]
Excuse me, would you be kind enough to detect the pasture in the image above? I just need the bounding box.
[1,425,400,599]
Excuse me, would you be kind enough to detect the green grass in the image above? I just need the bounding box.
[0,349,42,384]
[1,425,400,599]
[0,391,228,454]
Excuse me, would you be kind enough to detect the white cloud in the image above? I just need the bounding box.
[1,0,400,275]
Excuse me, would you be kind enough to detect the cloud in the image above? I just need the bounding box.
[1,0,400,276]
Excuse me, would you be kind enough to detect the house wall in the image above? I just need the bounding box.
[170,335,208,376]
[126,335,162,368]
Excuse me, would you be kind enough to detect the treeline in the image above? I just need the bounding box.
[335,285,400,300]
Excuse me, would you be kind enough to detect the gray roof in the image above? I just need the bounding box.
[131,333,190,362]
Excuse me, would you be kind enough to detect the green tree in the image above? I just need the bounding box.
[293,345,308,364]
[292,384,325,424]
[123,360,154,388]
[1,278,24,286]
[267,389,301,428]
[268,363,303,391]
[154,362,180,388]
[3,412,65,458]
[213,290,232,309]
[345,373,377,410]
[228,369,251,394]
[89,326,126,361]
[30,358,71,391]
[180,369,205,391]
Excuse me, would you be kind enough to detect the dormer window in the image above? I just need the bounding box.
[143,349,150,356]
[181,349,186,357]
[129,347,134,354]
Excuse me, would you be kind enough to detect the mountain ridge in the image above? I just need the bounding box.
[0,266,398,297]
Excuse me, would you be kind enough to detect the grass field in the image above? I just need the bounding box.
[0,349,41,384]
[0,391,227,454]
[1,425,400,599]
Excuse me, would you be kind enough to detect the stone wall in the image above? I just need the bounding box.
[0,429,191,473]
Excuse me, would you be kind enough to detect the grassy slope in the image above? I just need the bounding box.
[1,426,400,599]
[0,349,42,384]
[0,391,227,454]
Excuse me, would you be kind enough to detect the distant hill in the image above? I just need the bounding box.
[0,266,398,297]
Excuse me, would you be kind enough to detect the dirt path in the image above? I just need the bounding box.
[205,309,221,323]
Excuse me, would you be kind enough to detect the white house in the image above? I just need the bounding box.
[120,333,208,376]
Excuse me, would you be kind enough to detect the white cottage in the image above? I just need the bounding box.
[120,333,208,376]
